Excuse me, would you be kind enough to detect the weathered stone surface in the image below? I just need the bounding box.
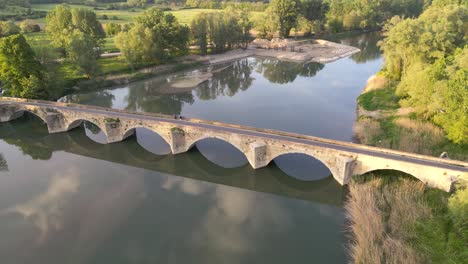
[1,98,467,192]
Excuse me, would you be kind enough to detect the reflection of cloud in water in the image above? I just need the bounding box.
[3,170,79,243]
[162,176,211,196]
[162,176,292,261]
[192,186,292,256]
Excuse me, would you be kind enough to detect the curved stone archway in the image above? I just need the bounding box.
[353,167,437,187]
[122,126,172,147]
[267,151,333,181]
[184,135,252,166]
[14,109,49,125]
[65,118,109,143]
[265,150,340,182]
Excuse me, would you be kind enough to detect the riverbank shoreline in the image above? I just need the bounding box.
[65,38,360,96]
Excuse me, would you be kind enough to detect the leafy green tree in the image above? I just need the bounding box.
[270,0,300,38]
[254,10,278,39]
[67,30,100,77]
[115,8,189,66]
[191,13,209,55]
[105,22,121,36]
[191,9,250,55]
[433,50,468,144]
[0,34,48,99]
[0,21,20,37]
[379,4,467,143]
[19,20,41,33]
[301,0,329,22]
[46,4,105,53]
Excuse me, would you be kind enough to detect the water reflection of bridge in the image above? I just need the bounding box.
[1,98,466,192]
[0,119,345,206]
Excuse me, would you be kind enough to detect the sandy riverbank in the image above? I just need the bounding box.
[204,38,360,65]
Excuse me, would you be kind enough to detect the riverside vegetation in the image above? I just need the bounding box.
[350,1,467,263]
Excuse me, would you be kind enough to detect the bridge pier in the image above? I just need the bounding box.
[330,156,357,185]
[45,113,68,133]
[104,120,131,143]
[248,142,268,169]
[170,128,187,154]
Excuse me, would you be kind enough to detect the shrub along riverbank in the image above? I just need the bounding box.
[347,172,467,263]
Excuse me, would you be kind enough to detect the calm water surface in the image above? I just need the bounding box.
[0,32,382,264]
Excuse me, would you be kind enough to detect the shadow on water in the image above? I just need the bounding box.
[192,138,249,168]
[0,115,346,206]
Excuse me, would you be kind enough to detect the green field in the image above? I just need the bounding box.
[30,4,217,25]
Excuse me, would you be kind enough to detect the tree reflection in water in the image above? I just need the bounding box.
[340,32,381,63]
[125,76,195,115]
[62,91,115,109]
[254,59,325,84]
[0,154,7,171]
[196,59,254,100]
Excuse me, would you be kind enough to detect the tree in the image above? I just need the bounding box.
[19,20,41,33]
[191,10,250,55]
[105,22,121,36]
[301,0,329,22]
[191,13,209,55]
[46,5,105,75]
[115,8,189,66]
[46,5,105,53]
[379,4,468,143]
[0,34,48,99]
[0,21,20,37]
[254,11,278,39]
[269,0,300,38]
[67,31,100,77]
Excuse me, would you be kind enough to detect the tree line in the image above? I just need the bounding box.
[379,0,467,144]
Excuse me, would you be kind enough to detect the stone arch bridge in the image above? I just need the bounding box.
[1,97,467,192]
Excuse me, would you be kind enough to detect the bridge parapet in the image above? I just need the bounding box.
[0,97,467,192]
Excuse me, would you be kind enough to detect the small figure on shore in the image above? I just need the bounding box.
[439,152,449,159]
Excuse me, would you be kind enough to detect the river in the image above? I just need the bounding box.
[0,32,382,264]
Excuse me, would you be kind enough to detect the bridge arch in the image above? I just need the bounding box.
[353,168,426,185]
[185,135,251,168]
[65,118,109,142]
[13,109,48,125]
[186,135,247,156]
[122,126,171,146]
[267,151,337,180]
[123,126,172,155]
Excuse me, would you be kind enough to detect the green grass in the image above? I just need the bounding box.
[30,4,218,25]
[98,56,131,75]
[102,37,119,53]
[170,9,219,25]
[357,86,400,111]
[24,31,50,47]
